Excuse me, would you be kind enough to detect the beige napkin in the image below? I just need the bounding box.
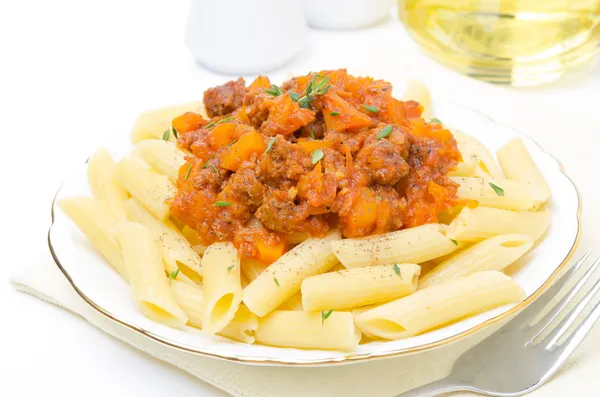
[11,105,600,396]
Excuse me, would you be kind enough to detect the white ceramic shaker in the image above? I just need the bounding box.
[186,0,307,74]
[302,0,394,29]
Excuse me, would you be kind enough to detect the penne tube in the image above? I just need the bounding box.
[497,138,552,210]
[286,231,312,245]
[243,230,342,317]
[180,225,208,255]
[302,264,421,311]
[87,148,129,221]
[240,258,269,282]
[116,222,188,327]
[135,139,187,181]
[331,224,457,269]
[451,176,535,211]
[352,306,381,340]
[448,160,477,177]
[115,155,176,221]
[201,242,243,334]
[124,198,202,284]
[130,100,205,143]
[170,280,257,343]
[254,310,360,351]
[59,196,128,282]
[279,292,304,311]
[419,234,533,288]
[355,271,525,340]
[451,129,504,178]
[446,206,550,242]
[402,79,431,119]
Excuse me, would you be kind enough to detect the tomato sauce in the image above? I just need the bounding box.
[169,69,461,262]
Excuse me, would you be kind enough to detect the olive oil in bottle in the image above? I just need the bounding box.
[399,0,600,86]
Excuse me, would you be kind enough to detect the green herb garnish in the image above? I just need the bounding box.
[172,127,179,139]
[169,269,180,279]
[274,276,279,287]
[265,84,283,97]
[202,154,215,169]
[376,125,393,140]
[210,164,219,175]
[393,262,402,278]
[310,128,316,139]
[289,92,300,102]
[227,139,237,147]
[265,137,276,154]
[489,182,505,196]
[206,116,235,129]
[430,117,442,124]
[321,309,334,324]
[214,201,231,207]
[362,104,379,113]
[183,164,193,181]
[227,265,235,273]
[162,129,170,141]
[311,149,324,164]
[450,238,459,246]
[296,74,330,109]
[329,111,340,116]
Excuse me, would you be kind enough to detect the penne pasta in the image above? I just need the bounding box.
[254,310,360,351]
[130,100,205,143]
[124,198,202,284]
[135,139,187,181]
[448,160,477,177]
[170,280,257,343]
[451,176,535,211]
[446,206,550,242]
[419,234,533,288]
[451,129,504,178]
[180,225,208,255]
[302,264,421,311]
[402,79,431,119]
[331,224,458,269]
[115,155,176,221]
[243,230,342,317]
[497,137,552,210]
[201,242,243,334]
[278,292,304,311]
[59,196,128,282]
[240,258,269,282]
[116,222,188,327]
[87,148,129,221]
[355,271,525,340]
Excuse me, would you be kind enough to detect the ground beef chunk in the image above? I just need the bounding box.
[259,136,312,186]
[356,135,410,185]
[227,163,265,210]
[203,78,246,118]
[255,190,309,234]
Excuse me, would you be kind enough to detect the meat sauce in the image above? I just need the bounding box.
[170,70,461,263]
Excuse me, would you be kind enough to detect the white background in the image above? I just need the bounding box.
[1,1,599,396]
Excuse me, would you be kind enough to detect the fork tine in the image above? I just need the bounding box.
[514,251,591,327]
[544,275,600,351]
[527,255,600,337]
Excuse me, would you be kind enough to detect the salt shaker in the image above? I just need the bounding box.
[302,0,393,29]
[186,0,307,74]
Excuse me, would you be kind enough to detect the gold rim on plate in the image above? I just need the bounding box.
[47,107,582,366]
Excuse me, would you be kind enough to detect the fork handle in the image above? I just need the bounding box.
[395,377,465,397]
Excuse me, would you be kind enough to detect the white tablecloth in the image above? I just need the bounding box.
[2,1,599,396]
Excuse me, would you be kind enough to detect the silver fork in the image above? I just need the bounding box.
[399,251,600,397]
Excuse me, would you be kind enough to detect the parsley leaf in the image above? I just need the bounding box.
[362,104,379,113]
[311,149,324,164]
[214,201,231,207]
[376,125,393,139]
[489,182,505,196]
[393,262,402,278]
[321,309,334,324]
[265,137,276,154]
[169,269,179,279]
[183,164,192,181]
[265,84,283,97]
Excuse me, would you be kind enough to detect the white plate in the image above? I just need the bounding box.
[48,101,580,366]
